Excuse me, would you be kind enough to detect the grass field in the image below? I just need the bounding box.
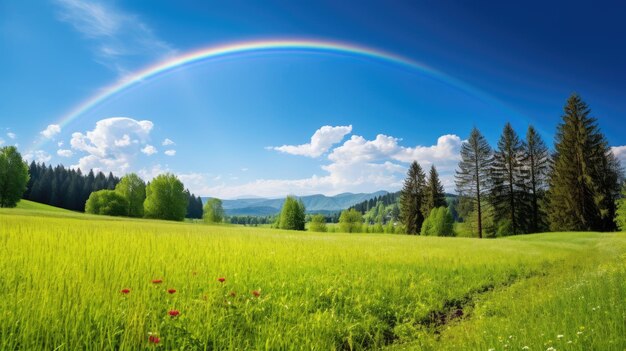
[1,204,625,350]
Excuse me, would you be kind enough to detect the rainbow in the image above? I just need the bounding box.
[35,38,515,150]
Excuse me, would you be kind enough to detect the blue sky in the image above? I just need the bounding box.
[1,0,625,198]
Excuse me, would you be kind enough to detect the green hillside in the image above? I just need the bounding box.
[0,207,624,350]
[15,199,75,213]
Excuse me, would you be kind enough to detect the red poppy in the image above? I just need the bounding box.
[217,277,226,283]
[148,335,160,344]
[120,288,130,294]
[167,289,176,294]
[252,290,261,297]
[229,291,236,297]
[168,310,180,317]
[152,279,163,284]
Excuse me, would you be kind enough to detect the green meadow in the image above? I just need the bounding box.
[1,204,624,350]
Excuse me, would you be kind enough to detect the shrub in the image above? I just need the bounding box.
[339,208,363,233]
[85,190,128,216]
[309,214,327,232]
[421,207,455,236]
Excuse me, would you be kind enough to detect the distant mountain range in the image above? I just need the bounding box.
[203,191,389,216]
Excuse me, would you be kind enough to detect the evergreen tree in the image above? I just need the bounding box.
[547,94,622,231]
[400,161,427,234]
[455,127,492,238]
[490,123,528,235]
[522,125,550,233]
[278,196,306,230]
[422,165,447,218]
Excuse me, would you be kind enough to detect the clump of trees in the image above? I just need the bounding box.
[309,214,327,232]
[114,173,146,217]
[0,146,30,208]
[339,208,363,233]
[203,198,224,223]
[454,94,622,238]
[144,173,188,221]
[278,196,306,230]
[421,207,454,236]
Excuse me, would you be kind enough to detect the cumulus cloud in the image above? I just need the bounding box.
[164,149,176,156]
[270,125,352,158]
[208,130,463,198]
[58,141,64,147]
[57,149,73,158]
[24,150,52,163]
[7,132,16,139]
[612,146,626,165]
[70,117,153,174]
[40,124,61,139]
[162,138,175,146]
[54,0,176,74]
[141,145,157,156]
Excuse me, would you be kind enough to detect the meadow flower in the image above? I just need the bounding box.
[546,347,556,351]
[252,290,261,297]
[522,347,529,350]
[152,279,163,284]
[148,335,160,344]
[168,310,180,317]
[557,334,564,339]
[167,289,176,294]
[120,288,130,294]
[218,277,226,283]
[576,331,583,335]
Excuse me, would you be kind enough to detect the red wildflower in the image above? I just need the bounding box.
[148,335,160,344]
[168,310,180,317]
[152,279,163,284]
[217,277,226,283]
[120,288,130,294]
[229,291,236,297]
[167,289,176,294]
[252,290,261,297]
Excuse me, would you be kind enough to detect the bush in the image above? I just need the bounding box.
[339,208,363,233]
[85,190,128,216]
[420,207,455,236]
[309,214,327,232]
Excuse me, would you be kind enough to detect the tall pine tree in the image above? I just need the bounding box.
[455,128,492,238]
[490,123,527,235]
[523,125,550,233]
[400,161,426,234]
[422,165,447,218]
[547,94,622,231]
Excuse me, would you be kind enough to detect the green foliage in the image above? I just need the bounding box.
[400,161,427,234]
[0,146,29,208]
[114,173,146,217]
[309,214,327,232]
[617,184,626,231]
[203,198,225,223]
[339,208,363,233]
[523,125,550,233]
[547,94,622,232]
[496,219,513,237]
[422,165,447,218]
[85,190,128,216]
[490,123,528,235]
[384,221,395,234]
[420,207,455,236]
[278,196,305,230]
[455,128,492,238]
[144,173,188,221]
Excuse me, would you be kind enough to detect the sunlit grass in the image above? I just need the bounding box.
[0,208,624,350]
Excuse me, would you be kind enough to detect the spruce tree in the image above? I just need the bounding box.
[490,123,527,235]
[547,94,622,231]
[522,125,550,233]
[422,165,447,218]
[455,128,492,238]
[400,161,427,234]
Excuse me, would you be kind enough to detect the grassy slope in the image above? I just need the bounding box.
[0,208,624,350]
[15,199,75,213]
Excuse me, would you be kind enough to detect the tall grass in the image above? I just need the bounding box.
[0,208,624,350]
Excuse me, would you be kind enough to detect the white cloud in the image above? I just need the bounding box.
[271,125,352,158]
[164,149,176,156]
[207,132,463,198]
[40,124,61,139]
[57,149,73,158]
[58,141,64,147]
[54,0,176,74]
[141,144,157,156]
[612,146,626,166]
[70,117,154,174]
[24,150,51,163]
[162,138,175,146]
[7,132,16,139]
